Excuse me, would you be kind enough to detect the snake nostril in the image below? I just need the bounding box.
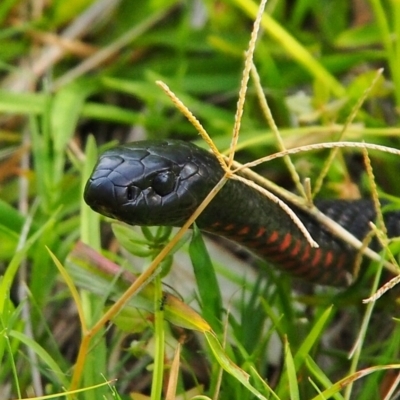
[127,186,136,201]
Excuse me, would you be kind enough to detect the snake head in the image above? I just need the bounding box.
[84,140,221,226]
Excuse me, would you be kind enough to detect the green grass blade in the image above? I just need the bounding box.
[284,337,300,400]
[189,225,223,333]
[204,331,268,400]
[81,135,100,249]
[9,330,69,388]
[306,355,344,400]
[0,208,59,313]
[294,305,333,368]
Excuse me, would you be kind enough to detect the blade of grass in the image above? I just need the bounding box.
[81,135,100,249]
[306,355,345,400]
[294,306,333,368]
[189,225,223,333]
[310,364,400,400]
[312,69,384,196]
[9,330,69,388]
[344,258,385,400]
[369,0,400,105]
[51,81,96,187]
[232,0,345,97]
[0,206,59,313]
[228,0,268,167]
[284,337,300,400]
[250,63,307,198]
[150,275,165,400]
[204,331,268,400]
[165,343,181,400]
[276,306,333,397]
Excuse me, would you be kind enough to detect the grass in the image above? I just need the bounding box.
[2,0,400,399]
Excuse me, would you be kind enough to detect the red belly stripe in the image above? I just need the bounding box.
[238,226,250,235]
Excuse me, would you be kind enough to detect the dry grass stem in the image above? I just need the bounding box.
[250,63,306,198]
[362,147,385,234]
[230,174,318,248]
[363,273,400,303]
[235,141,400,171]
[228,0,268,167]
[313,68,384,196]
[156,81,227,169]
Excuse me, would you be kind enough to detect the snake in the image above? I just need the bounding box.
[84,139,400,287]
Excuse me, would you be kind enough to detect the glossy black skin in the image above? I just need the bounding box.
[84,140,400,286]
[84,140,224,226]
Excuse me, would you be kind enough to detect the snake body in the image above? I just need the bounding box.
[84,139,400,287]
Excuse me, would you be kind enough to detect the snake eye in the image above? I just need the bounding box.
[152,170,176,196]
